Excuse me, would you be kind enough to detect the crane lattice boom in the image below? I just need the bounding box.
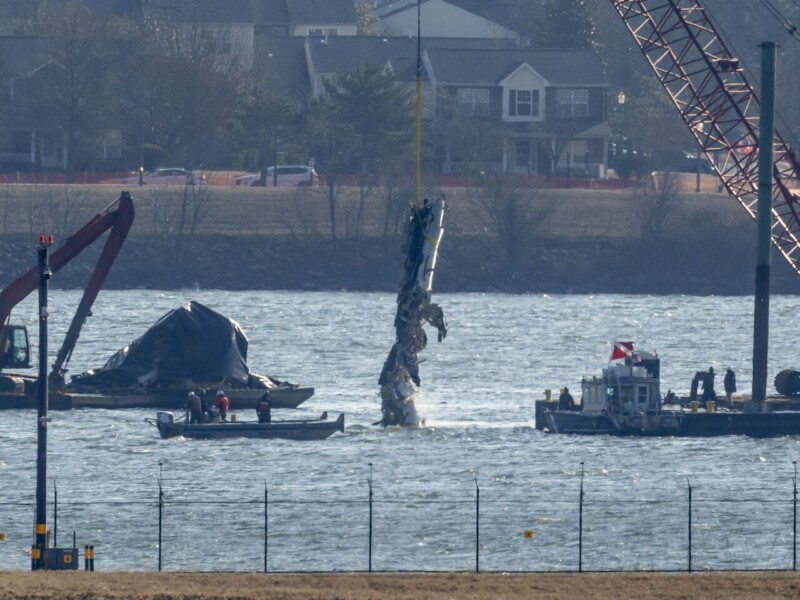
[610,0,800,274]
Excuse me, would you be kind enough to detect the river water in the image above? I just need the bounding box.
[2,290,800,572]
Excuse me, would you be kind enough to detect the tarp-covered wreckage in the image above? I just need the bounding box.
[69,301,275,392]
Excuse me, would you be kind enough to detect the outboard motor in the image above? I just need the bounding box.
[156,411,174,426]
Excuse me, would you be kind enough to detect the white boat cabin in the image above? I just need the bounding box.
[581,358,661,416]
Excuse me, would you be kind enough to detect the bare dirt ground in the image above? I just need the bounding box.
[1,571,800,599]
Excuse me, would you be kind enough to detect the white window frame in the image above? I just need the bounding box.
[457,88,489,116]
[557,89,589,117]
[507,88,540,120]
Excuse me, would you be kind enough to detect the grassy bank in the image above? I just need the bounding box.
[1,571,799,599]
[0,182,796,294]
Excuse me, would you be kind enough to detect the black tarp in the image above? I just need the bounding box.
[69,301,250,390]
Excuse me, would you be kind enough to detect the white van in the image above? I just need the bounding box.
[235,165,319,187]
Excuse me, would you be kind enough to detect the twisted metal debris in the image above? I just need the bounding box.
[378,195,447,427]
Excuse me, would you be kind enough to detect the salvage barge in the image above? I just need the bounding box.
[535,348,800,437]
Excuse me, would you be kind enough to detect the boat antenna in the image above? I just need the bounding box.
[415,0,422,208]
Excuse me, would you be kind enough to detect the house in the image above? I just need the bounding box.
[143,0,257,69]
[253,0,358,37]
[423,47,610,176]
[253,34,516,101]
[375,0,520,40]
[0,36,67,169]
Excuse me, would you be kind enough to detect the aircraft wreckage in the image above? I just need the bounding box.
[378,196,447,427]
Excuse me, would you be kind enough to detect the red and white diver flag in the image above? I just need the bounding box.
[610,341,634,361]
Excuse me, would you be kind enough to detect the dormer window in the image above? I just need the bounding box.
[508,89,540,118]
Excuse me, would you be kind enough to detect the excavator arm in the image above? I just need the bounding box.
[0,191,134,383]
[609,0,800,273]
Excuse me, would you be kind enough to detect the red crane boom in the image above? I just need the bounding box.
[0,191,134,384]
[610,0,800,273]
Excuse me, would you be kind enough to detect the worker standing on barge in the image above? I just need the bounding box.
[702,367,717,402]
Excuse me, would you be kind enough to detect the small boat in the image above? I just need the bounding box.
[147,410,345,440]
[535,343,800,437]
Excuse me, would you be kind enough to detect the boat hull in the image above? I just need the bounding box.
[154,412,345,440]
[536,401,800,437]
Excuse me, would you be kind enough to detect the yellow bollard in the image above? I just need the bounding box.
[231,414,237,422]
[706,400,715,413]
[691,401,699,413]
[545,389,552,401]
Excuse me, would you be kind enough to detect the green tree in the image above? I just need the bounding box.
[24,0,135,179]
[324,63,414,234]
[540,0,595,49]
[356,1,379,35]
[304,96,356,245]
[232,88,304,186]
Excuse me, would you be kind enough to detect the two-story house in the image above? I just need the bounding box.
[424,47,610,176]
[375,0,520,40]
[0,36,68,169]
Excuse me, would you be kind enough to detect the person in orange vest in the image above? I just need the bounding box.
[214,390,230,422]
[256,390,271,423]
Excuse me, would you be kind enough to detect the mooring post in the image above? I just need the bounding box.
[474,477,480,573]
[32,234,52,571]
[264,481,269,573]
[794,462,797,571]
[158,462,163,572]
[578,462,584,573]
[750,41,777,413]
[688,478,693,573]
[52,479,57,549]
[368,463,373,573]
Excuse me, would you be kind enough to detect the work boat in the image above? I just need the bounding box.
[147,411,344,440]
[539,349,681,436]
[536,344,800,437]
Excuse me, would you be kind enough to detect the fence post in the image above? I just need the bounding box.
[687,478,692,573]
[368,463,373,573]
[794,462,797,571]
[264,481,269,573]
[475,478,480,573]
[578,462,584,572]
[158,462,164,572]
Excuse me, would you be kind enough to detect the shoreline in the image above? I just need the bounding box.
[1,183,799,296]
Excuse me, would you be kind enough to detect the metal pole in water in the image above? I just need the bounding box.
[750,41,777,413]
[33,235,52,570]
[264,481,269,573]
[578,462,584,573]
[474,477,480,573]
[158,462,163,572]
[368,463,373,573]
[794,462,797,571]
[52,479,57,549]
[688,478,692,573]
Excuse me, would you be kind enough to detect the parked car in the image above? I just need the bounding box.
[235,165,319,187]
[123,168,207,186]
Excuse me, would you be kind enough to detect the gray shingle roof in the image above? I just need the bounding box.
[286,0,357,24]
[445,0,522,35]
[252,35,310,98]
[306,35,517,80]
[145,0,253,24]
[425,48,607,86]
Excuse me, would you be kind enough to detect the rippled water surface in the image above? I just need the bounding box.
[2,290,800,572]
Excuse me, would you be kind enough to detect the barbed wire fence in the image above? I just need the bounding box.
[1,465,798,572]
